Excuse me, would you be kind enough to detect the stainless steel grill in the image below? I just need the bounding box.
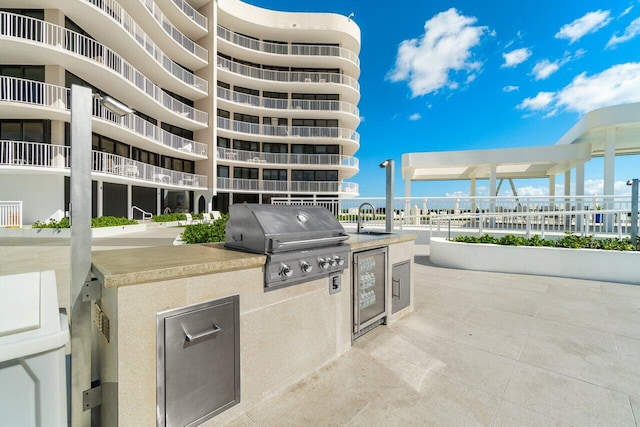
[225,204,350,290]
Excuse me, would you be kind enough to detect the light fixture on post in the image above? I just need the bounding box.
[379,159,394,233]
[99,95,134,116]
[627,179,638,247]
[69,86,133,425]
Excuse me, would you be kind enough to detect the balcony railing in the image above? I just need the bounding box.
[0,76,207,156]
[171,0,207,29]
[216,147,358,168]
[140,0,207,61]
[217,25,359,67]
[217,56,360,92]
[217,177,358,194]
[0,12,208,125]
[216,86,359,117]
[0,140,206,189]
[0,201,22,228]
[217,117,360,144]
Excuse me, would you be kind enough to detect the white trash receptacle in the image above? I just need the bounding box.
[0,270,69,427]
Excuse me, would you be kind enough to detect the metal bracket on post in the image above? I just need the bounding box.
[82,277,101,302]
[83,385,102,411]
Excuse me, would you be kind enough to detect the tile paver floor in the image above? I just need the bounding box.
[222,244,640,426]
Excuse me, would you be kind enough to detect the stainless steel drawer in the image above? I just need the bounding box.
[157,295,240,427]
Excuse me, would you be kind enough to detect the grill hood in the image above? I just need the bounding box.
[225,204,348,254]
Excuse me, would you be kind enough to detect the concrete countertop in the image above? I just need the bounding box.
[91,233,416,288]
[91,243,266,288]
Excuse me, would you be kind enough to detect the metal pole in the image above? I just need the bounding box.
[386,160,394,232]
[70,85,93,427]
[630,179,638,246]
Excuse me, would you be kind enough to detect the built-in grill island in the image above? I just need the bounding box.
[225,204,350,290]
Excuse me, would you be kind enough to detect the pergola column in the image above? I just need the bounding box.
[604,127,616,231]
[564,170,571,226]
[576,163,585,232]
[489,166,497,226]
[549,174,556,209]
[470,177,477,214]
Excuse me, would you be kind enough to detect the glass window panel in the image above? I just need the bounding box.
[0,122,21,140]
[23,122,44,142]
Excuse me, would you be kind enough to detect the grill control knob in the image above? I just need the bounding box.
[280,263,293,278]
[318,258,329,270]
[333,256,345,266]
[329,257,338,267]
[300,261,313,274]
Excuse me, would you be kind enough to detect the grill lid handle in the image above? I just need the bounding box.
[272,235,349,251]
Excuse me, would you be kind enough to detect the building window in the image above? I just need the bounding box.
[217,109,230,119]
[233,167,258,180]
[161,123,193,140]
[0,65,45,82]
[292,119,338,127]
[163,89,194,107]
[262,143,287,153]
[292,170,338,181]
[263,169,287,181]
[233,140,259,152]
[233,113,259,124]
[234,86,259,96]
[217,137,230,148]
[291,144,338,154]
[217,165,229,178]
[135,111,157,126]
[0,120,50,142]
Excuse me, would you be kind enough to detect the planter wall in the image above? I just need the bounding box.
[0,224,146,238]
[430,237,640,285]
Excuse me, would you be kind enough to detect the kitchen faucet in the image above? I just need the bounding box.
[357,202,376,233]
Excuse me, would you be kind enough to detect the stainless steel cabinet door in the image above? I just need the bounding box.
[158,295,240,427]
[391,261,410,314]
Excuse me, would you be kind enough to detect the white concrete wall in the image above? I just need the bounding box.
[431,237,640,285]
[0,174,66,224]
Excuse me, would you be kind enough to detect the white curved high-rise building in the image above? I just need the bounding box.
[0,0,360,224]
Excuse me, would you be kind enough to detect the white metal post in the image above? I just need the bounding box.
[70,84,92,427]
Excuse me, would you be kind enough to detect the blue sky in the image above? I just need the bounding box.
[243,0,640,198]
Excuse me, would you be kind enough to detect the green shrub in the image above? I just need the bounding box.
[152,213,187,222]
[32,216,136,229]
[451,233,638,251]
[181,214,228,244]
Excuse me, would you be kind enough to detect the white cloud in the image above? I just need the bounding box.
[517,92,555,111]
[555,10,612,44]
[502,48,532,68]
[532,59,560,80]
[607,17,640,47]
[518,62,640,116]
[388,8,488,97]
[583,179,633,195]
[556,62,640,114]
[619,6,633,18]
[503,85,520,92]
[409,113,422,121]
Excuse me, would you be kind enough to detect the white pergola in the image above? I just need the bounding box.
[402,102,640,203]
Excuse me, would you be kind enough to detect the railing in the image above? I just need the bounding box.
[132,205,153,222]
[282,195,637,239]
[216,25,360,67]
[0,76,207,156]
[216,86,359,117]
[0,12,208,124]
[0,140,70,168]
[0,201,23,228]
[81,1,208,86]
[171,0,207,29]
[272,197,341,215]
[0,140,206,189]
[217,117,360,144]
[216,147,358,168]
[217,56,360,92]
[217,178,358,194]
[140,0,207,61]
[93,151,206,188]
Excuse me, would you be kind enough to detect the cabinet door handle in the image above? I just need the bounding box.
[184,322,222,342]
[392,278,400,298]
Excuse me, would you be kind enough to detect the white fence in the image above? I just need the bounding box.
[0,201,22,228]
[271,196,639,239]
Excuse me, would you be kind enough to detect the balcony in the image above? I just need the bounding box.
[216,86,359,118]
[0,76,207,158]
[217,56,359,93]
[139,0,208,63]
[0,12,208,126]
[216,147,358,170]
[217,25,360,68]
[0,140,206,189]
[217,117,360,148]
[155,0,207,37]
[217,177,359,195]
